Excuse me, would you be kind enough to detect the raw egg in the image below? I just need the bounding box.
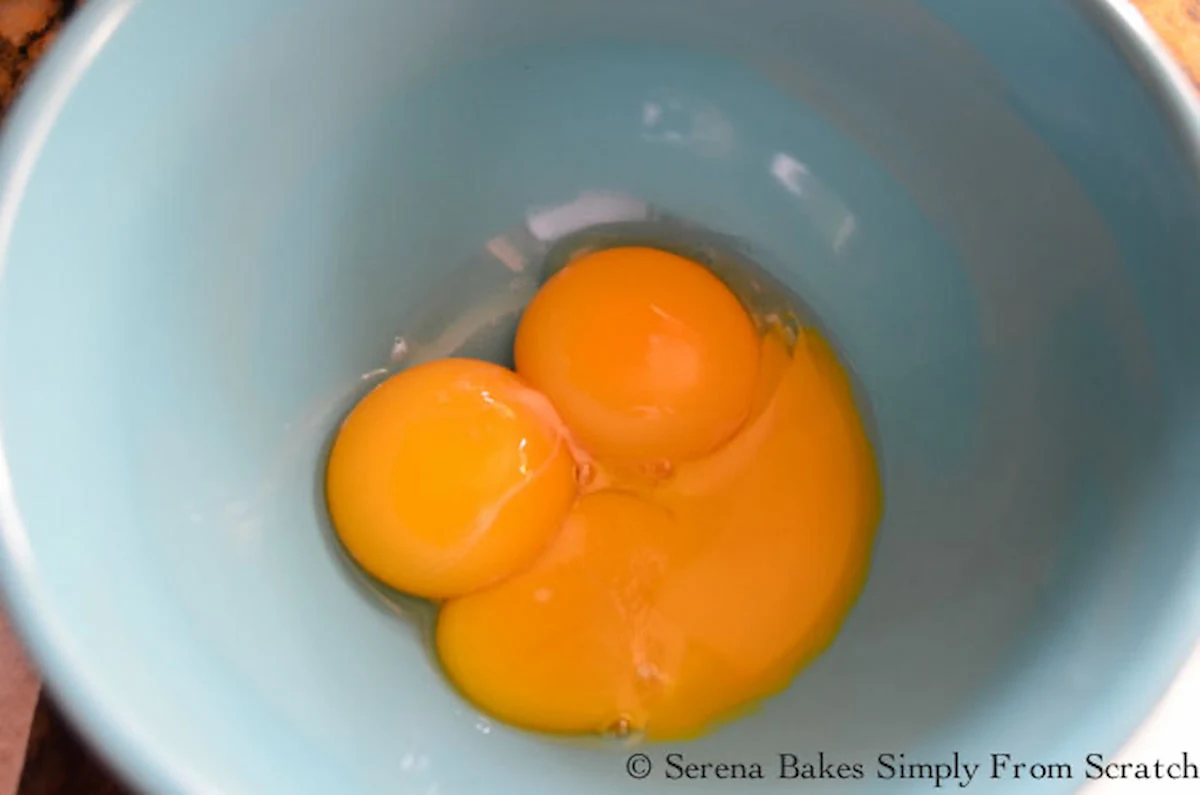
[437,325,879,739]
[325,244,881,741]
[514,246,760,464]
[438,490,690,736]
[325,358,576,600]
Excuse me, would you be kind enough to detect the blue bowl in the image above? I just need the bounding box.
[2,1,1200,793]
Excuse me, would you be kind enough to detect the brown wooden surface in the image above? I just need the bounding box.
[0,1,1196,794]
[0,1,73,115]
[1135,0,1200,86]
[17,699,125,795]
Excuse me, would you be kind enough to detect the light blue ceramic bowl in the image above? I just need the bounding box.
[2,1,1200,793]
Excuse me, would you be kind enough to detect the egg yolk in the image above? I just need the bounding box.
[325,358,576,600]
[325,245,880,740]
[436,327,879,739]
[514,246,760,464]
[646,329,878,737]
[438,490,690,735]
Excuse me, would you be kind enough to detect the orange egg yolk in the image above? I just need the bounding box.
[325,358,576,600]
[514,246,760,464]
[325,246,881,740]
[437,327,878,739]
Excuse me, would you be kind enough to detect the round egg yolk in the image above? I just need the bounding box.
[325,358,577,600]
[514,246,760,464]
[437,490,693,736]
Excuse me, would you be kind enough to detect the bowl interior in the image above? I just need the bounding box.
[3,0,1200,793]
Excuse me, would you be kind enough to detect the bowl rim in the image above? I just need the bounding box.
[1067,0,1200,785]
[0,0,1198,793]
[0,6,208,794]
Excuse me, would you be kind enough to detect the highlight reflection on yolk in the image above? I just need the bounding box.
[325,358,576,600]
[325,245,881,740]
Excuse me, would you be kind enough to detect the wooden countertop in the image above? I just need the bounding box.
[1135,0,1200,86]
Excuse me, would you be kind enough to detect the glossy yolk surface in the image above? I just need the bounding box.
[437,327,879,739]
[325,358,576,600]
[326,245,880,740]
[514,246,760,464]
[646,329,878,737]
[438,490,689,735]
